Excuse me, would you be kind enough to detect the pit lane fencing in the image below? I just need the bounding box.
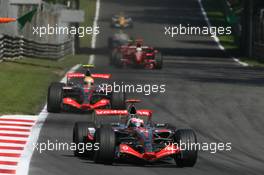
[0,34,74,61]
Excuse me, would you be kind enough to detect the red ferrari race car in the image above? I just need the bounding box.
[111,39,163,69]
[73,100,197,166]
[47,71,126,113]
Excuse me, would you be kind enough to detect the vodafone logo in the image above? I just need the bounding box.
[136,110,152,116]
[122,145,129,151]
[91,74,111,79]
[67,73,85,78]
[95,110,128,115]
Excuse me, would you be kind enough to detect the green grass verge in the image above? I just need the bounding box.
[202,0,264,66]
[0,0,96,115]
[202,0,238,50]
[240,58,264,67]
[79,0,96,47]
[0,55,89,115]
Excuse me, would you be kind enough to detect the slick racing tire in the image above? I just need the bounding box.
[111,91,126,109]
[47,82,64,113]
[94,125,116,164]
[73,122,95,157]
[174,129,198,167]
[155,52,163,69]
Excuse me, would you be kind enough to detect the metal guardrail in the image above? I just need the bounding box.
[0,34,73,61]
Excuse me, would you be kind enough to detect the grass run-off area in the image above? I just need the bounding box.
[0,0,96,114]
[202,0,238,50]
[0,55,89,115]
[202,0,264,66]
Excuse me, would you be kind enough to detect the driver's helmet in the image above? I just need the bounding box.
[136,47,142,52]
[85,69,91,76]
[128,118,144,128]
[136,42,142,52]
[84,76,94,87]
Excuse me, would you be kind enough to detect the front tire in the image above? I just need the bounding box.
[174,129,198,167]
[94,125,116,164]
[73,122,95,157]
[47,82,64,113]
[111,91,126,109]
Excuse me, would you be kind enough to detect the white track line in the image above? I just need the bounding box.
[8,0,101,174]
[0,126,32,130]
[197,0,248,67]
[0,165,18,170]
[0,121,34,125]
[16,65,81,175]
[0,137,27,142]
[0,150,22,154]
[0,157,19,162]
[0,143,25,147]
[89,0,100,65]
[0,115,35,175]
[0,131,30,135]
[0,116,36,120]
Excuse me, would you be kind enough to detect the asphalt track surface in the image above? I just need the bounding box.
[29,0,264,174]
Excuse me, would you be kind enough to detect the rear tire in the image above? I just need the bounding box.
[174,129,198,167]
[155,52,163,69]
[111,91,126,109]
[47,82,64,113]
[94,125,116,164]
[73,122,95,157]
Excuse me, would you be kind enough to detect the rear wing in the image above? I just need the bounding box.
[82,64,94,68]
[93,109,153,126]
[91,74,111,79]
[67,73,111,79]
[95,109,152,117]
[67,73,85,79]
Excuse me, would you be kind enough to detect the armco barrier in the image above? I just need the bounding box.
[0,34,73,61]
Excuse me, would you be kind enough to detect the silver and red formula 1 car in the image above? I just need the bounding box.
[111,39,163,69]
[73,100,197,167]
[47,69,126,113]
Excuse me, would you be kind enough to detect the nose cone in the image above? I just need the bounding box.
[135,52,143,63]
[142,152,156,160]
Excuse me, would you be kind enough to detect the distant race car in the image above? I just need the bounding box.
[111,13,133,28]
[108,31,132,50]
[111,39,163,69]
[47,66,126,113]
[73,99,198,166]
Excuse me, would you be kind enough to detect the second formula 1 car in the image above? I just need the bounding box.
[111,39,163,69]
[111,13,133,28]
[108,31,132,50]
[47,71,126,113]
[73,100,197,166]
